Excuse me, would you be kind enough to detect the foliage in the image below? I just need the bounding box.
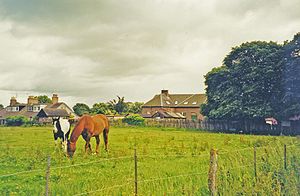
[5,116,30,126]
[108,96,128,114]
[72,103,90,116]
[0,127,298,195]
[122,114,145,126]
[90,102,111,115]
[203,41,284,120]
[127,102,144,114]
[281,32,300,118]
[0,104,3,110]
[37,95,52,104]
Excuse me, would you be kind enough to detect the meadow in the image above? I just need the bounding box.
[0,126,299,195]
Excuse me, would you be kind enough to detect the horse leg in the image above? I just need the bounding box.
[84,138,92,154]
[82,130,92,154]
[103,128,109,151]
[95,135,100,154]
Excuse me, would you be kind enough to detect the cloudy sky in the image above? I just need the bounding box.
[0,0,299,107]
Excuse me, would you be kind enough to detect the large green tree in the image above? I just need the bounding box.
[0,104,3,110]
[108,96,128,114]
[72,103,90,116]
[127,102,144,114]
[202,41,283,120]
[281,33,300,118]
[91,103,111,115]
[38,95,52,104]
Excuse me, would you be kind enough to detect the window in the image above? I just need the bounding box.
[181,112,186,116]
[192,102,197,105]
[184,102,188,105]
[166,101,170,105]
[191,113,197,121]
[28,107,33,112]
[175,101,178,104]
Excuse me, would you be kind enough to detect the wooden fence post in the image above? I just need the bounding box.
[134,148,138,196]
[208,149,218,196]
[45,156,51,196]
[254,146,257,181]
[284,144,287,170]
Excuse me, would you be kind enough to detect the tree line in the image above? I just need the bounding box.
[73,96,144,116]
[201,33,300,121]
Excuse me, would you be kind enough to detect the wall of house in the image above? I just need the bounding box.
[142,107,204,120]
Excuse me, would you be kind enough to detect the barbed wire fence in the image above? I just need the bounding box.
[0,144,298,195]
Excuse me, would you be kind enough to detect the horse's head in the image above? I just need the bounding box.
[52,117,61,134]
[67,140,76,157]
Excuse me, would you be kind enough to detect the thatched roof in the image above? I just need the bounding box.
[37,108,69,118]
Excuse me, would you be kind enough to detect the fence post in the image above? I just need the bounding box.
[208,149,218,196]
[284,144,287,170]
[254,146,257,181]
[134,148,138,196]
[45,156,51,196]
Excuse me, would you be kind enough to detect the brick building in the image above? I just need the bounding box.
[0,94,76,125]
[141,90,206,121]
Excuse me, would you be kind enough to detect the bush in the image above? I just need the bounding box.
[6,116,30,126]
[122,114,145,126]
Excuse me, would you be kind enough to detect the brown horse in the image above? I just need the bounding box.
[67,114,109,157]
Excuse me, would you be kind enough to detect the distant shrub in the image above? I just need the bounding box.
[6,116,30,126]
[122,114,145,126]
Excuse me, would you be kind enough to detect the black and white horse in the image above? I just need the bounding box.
[52,117,71,153]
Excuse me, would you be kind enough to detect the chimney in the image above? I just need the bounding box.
[52,94,59,104]
[161,90,169,95]
[27,96,38,105]
[10,97,17,106]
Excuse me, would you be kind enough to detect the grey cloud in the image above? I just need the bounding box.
[0,0,299,106]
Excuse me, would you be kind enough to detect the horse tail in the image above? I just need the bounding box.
[103,116,109,150]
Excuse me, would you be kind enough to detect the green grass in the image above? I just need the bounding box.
[0,126,299,195]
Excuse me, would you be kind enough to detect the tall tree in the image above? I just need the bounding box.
[0,104,3,110]
[282,33,300,118]
[108,96,128,114]
[73,103,90,116]
[203,41,283,120]
[38,95,52,104]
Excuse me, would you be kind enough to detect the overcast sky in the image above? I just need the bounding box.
[0,0,299,107]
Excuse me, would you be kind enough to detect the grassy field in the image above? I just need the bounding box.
[0,126,299,195]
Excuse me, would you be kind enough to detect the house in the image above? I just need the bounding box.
[141,90,207,121]
[0,94,76,125]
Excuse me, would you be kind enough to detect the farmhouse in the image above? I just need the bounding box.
[0,94,76,125]
[142,90,206,121]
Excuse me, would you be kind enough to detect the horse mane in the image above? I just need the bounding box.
[69,116,88,143]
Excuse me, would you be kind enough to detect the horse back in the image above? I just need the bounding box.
[91,114,109,134]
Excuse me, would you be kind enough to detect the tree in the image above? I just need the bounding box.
[127,102,144,114]
[281,33,300,118]
[108,96,128,114]
[38,95,52,104]
[91,103,111,115]
[0,104,3,110]
[6,116,29,126]
[203,41,283,120]
[73,103,90,116]
[122,114,145,126]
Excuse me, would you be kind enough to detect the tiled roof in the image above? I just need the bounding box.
[143,93,206,108]
[152,111,186,119]
[0,108,37,119]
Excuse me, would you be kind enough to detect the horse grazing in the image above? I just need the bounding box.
[52,117,71,152]
[67,114,109,157]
